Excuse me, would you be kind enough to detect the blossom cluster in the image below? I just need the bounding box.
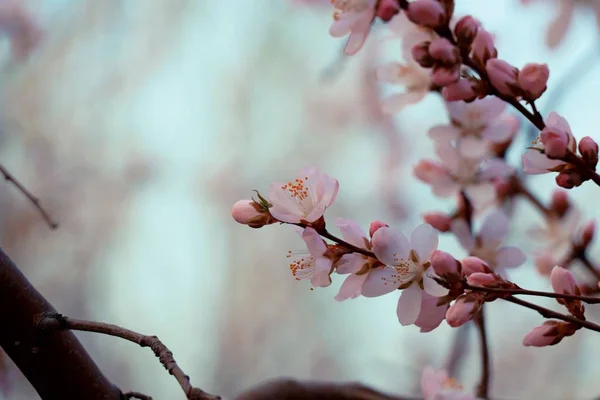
[234,0,600,398]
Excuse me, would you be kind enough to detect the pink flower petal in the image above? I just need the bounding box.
[410,224,439,262]
[420,366,447,398]
[495,246,526,269]
[336,253,366,275]
[546,2,575,49]
[302,227,328,257]
[422,274,449,297]
[361,266,401,297]
[522,149,564,174]
[458,136,488,159]
[372,227,411,265]
[415,292,448,332]
[335,273,369,301]
[396,284,422,325]
[480,210,509,247]
[428,125,460,141]
[336,218,369,249]
[310,269,331,287]
[381,91,427,113]
[451,219,475,251]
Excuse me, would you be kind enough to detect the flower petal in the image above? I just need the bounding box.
[302,227,328,257]
[423,274,449,297]
[522,149,564,174]
[450,219,475,251]
[480,210,509,247]
[495,246,527,269]
[361,266,401,297]
[381,91,427,113]
[372,227,411,265]
[414,291,448,332]
[335,273,369,301]
[335,253,366,274]
[336,218,369,249]
[396,284,422,325]
[410,224,439,262]
[458,136,488,159]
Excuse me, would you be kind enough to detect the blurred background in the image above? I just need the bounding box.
[2,0,600,399]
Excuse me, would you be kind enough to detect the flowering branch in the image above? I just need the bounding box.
[503,295,600,333]
[0,162,58,230]
[465,284,600,304]
[36,313,220,400]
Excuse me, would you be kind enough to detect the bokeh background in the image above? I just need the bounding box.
[2,1,600,399]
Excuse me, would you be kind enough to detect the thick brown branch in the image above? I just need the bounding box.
[0,246,122,399]
[465,284,600,304]
[234,378,421,400]
[36,314,220,400]
[473,308,490,399]
[0,162,58,229]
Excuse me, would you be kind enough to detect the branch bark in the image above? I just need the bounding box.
[0,246,122,399]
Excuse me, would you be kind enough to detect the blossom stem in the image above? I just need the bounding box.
[474,308,490,399]
[503,296,600,333]
[292,222,376,258]
[36,313,221,400]
[465,284,600,304]
[562,150,600,187]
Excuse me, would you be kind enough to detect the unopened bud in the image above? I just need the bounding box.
[485,59,520,97]
[471,27,496,66]
[423,212,453,232]
[461,256,492,276]
[467,272,502,288]
[578,136,599,168]
[523,321,575,347]
[518,63,549,101]
[428,38,460,65]
[431,64,460,87]
[541,126,569,159]
[431,250,461,277]
[556,170,583,189]
[446,293,484,327]
[406,0,447,29]
[454,15,480,48]
[369,220,389,238]
[231,200,273,228]
[442,78,483,102]
[411,41,434,68]
[376,0,400,22]
[550,190,570,217]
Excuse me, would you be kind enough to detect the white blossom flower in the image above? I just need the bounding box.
[287,227,333,287]
[329,0,377,55]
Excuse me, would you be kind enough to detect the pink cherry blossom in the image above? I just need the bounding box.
[362,224,448,327]
[0,0,41,60]
[414,141,513,210]
[268,166,339,224]
[421,366,477,400]
[287,227,333,287]
[378,13,434,112]
[485,59,520,97]
[429,97,519,159]
[451,210,526,273]
[329,0,377,55]
[518,63,549,100]
[522,112,576,174]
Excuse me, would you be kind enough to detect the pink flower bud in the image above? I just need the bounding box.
[454,15,480,47]
[461,256,492,276]
[580,220,596,249]
[446,294,484,327]
[428,38,460,65]
[414,160,452,184]
[369,220,389,238]
[431,250,461,277]
[522,321,563,347]
[485,59,520,97]
[535,253,556,276]
[494,178,513,198]
[556,170,583,189]
[442,78,481,102]
[578,136,599,168]
[412,41,434,68]
[518,63,549,100]
[376,0,400,22]
[423,212,453,232]
[550,266,578,295]
[471,27,496,66]
[431,65,460,87]
[231,200,272,228]
[406,0,446,29]
[466,272,501,287]
[540,126,569,159]
[550,190,570,217]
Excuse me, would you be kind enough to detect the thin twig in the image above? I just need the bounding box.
[473,307,490,399]
[36,313,220,400]
[465,284,600,304]
[503,296,600,333]
[444,324,470,377]
[0,162,58,229]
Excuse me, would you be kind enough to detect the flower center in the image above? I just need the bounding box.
[280,176,314,214]
[287,250,315,280]
[442,377,463,390]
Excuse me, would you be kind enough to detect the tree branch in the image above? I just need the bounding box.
[465,284,600,304]
[473,308,490,399]
[0,246,122,399]
[36,313,221,400]
[234,378,421,400]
